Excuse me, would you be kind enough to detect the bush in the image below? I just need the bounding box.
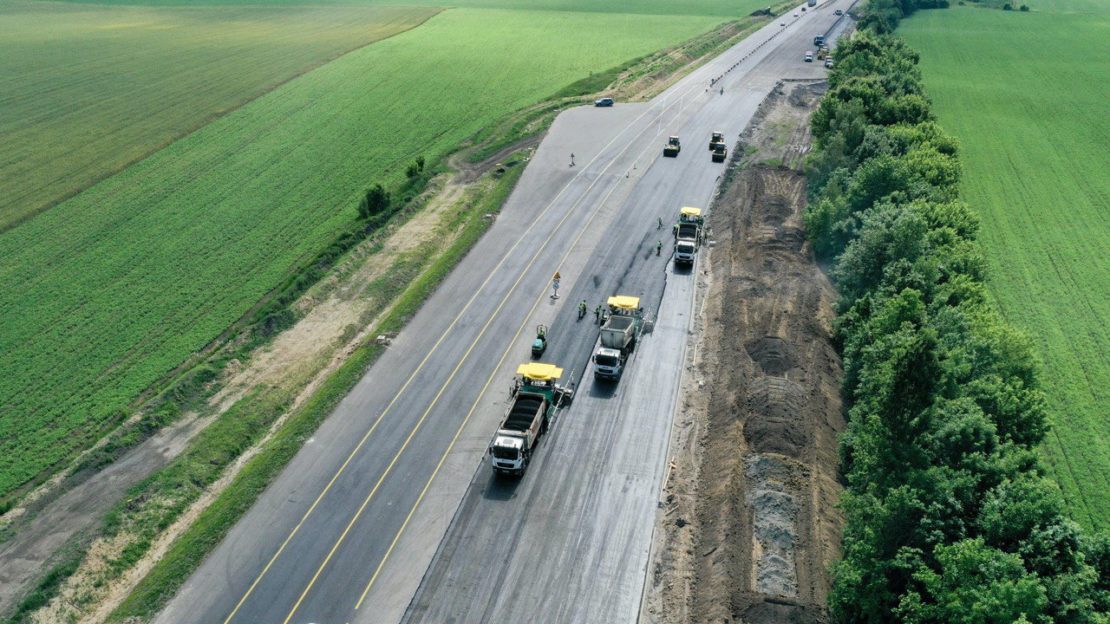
[1003,3,1013,9]
[1020,4,1030,10]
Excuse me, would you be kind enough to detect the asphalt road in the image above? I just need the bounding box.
[156,3,849,623]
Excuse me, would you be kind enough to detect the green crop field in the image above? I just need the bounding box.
[0,1,757,503]
[0,1,438,232]
[902,5,1110,531]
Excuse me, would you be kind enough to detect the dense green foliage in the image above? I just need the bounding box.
[901,4,1110,531]
[0,6,726,503]
[0,1,436,231]
[806,14,1110,623]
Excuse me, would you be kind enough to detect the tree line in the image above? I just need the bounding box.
[805,3,1110,622]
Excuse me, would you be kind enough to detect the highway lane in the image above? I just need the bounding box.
[156,3,846,623]
[401,3,850,623]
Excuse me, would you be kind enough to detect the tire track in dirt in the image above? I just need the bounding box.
[645,82,843,624]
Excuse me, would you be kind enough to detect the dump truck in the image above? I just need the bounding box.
[489,363,571,476]
[673,206,703,267]
[593,296,645,381]
[663,136,681,157]
[711,143,727,162]
[709,131,725,151]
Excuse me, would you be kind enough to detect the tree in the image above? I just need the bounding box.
[896,538,1049,624]
[358,183,390,218]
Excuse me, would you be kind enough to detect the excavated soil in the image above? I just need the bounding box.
[645,82,843,624]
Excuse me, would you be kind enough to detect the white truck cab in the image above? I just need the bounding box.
[490,435,526,473]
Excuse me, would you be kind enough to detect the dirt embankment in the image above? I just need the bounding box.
[644,82,843,624]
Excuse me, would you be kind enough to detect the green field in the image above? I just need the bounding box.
[902,5,1110,530]
[0,2,752,503]
[61,0,761,16]
[0,1,438,231]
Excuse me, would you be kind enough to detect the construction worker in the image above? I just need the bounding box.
[656,240,662,256]
[594,303,602,323]
[578,299,587,320]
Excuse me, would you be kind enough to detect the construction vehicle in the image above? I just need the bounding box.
[817,45,830,60]
[489,363,572,476]
[531,325,547,358]
[593,296,645,381]
[663,136,681,157]
[709,131,725,151]
[711,143,727,162]
[673,207,703,267]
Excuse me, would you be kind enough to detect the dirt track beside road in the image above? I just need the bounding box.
[645,82,843,624]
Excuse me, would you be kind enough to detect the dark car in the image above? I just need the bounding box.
[595,97,614,107]
[835,8,844,15]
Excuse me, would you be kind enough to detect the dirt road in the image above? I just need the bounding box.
[644,82,844,624]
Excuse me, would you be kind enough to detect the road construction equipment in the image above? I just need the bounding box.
[709,131,726,151]
[674,207,703,267]
[663,136,681,157]
[531,325,548,358]
[711,143,727,163]
[593,296,645,382]
[490,363,572,476]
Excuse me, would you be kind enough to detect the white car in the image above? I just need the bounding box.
[804,51,814,62]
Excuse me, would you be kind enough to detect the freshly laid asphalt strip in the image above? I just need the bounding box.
[155,3,848,623]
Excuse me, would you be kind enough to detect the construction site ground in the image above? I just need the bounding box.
[643,81,844,624]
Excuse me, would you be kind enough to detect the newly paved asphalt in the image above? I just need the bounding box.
[156,3,849,623]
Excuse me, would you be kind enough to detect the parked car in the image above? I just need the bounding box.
[595,97,614,107]
[835,8,844,15]
[824,58,834,68]
[804,51,814,62]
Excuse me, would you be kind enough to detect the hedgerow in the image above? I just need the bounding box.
[807,4,1110,622]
